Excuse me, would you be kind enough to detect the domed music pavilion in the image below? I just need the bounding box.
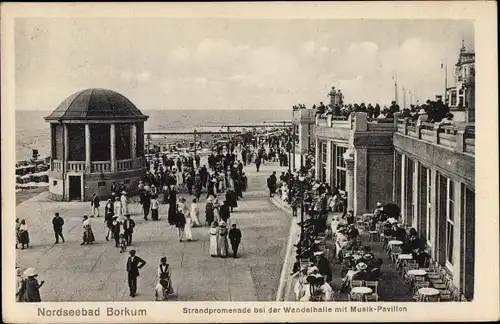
[44,89,148,201]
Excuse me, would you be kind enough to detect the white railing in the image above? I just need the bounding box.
[91,161,111,172]
[117,159,133,171]
[67,161,86,172]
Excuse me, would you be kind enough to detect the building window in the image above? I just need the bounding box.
[98,181,106,187]
[335,146,347,191]
[446,179,455,265]
[321,142,327,182]
[53,180,58,186]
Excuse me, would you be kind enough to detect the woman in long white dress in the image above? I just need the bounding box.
[120,191,129,216]
[184,213,193,241]
[213,197,221,222]
[113,197,123,221]
[190,198,201,227]
[217,222,229,257]
[175,168,183,186]
[281,183,289,201]
[209,221,219,257]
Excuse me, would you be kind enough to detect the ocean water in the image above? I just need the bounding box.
[15,109,292,160]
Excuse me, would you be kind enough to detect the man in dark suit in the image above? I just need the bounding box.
[126,250,146,297]
[267,172,277,197]
[91,193,100,217]
[52,212,65,244]
[228,223,242,258]
[123,214,136,246]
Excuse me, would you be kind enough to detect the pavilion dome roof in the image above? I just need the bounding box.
[45,88,148,121]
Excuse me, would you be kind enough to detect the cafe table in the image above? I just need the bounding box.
[417,287,440,302]
[350,286,373,302]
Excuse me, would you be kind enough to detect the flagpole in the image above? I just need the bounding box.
[444,62,448,104]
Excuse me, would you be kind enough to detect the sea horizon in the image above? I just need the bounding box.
[15,109,292,161]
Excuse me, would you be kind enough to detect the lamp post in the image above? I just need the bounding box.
[298,175,305,256]
[288,135,292,204]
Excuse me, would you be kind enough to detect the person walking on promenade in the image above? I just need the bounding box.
[184,210,194,241]
[205,196,215,226]
[104,199,114,240]
[81,215,95,245]
[126,250,146,298]
[217,222,229,257]
[175,210,186,242]
[267,171,277,197]
[121,191,129,216]
[15,218,21,249]
[220,200,231,227]
[228,223,242,258]
[213,196,221,222]
[111,181,118,197]
[22,267,44,302]
[123,214,136,246]
[168,188,177,225]
[52,212,65,244]
[16,267,24,302]
[91,193,100,217]
[18,219,30,250]
[190,198,201,227]
[114,196,123,221]
[209,221,219,257]
[141,190,151,220]
[151,195,159,221]
[255,156,261,172]
[112,215,121,247]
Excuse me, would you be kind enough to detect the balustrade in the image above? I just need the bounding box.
[67,161,86,172]
[395,117,474,155]
[91,161,111,172]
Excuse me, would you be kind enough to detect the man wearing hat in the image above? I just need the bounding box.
[123,214,136,246]
[52,212,65,244]
[126,250,147,298]
[90,193,100,218]
[351,262,369,282]
[228,223,242,258]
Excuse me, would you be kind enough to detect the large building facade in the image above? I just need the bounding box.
[45,89,148,201]
[294,111,475,300]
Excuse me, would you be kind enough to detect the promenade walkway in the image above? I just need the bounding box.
[15,160,290,301]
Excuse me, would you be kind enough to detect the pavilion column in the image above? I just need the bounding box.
[110,123,116,172]
[344,149,355,213]
[130,123,137,159]
[85,124,91,172]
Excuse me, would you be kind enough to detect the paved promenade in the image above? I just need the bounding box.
[15,160,291,301]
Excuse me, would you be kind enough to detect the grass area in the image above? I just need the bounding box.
[16,187,48,206]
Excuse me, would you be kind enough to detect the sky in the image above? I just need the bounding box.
[15,18,474,111]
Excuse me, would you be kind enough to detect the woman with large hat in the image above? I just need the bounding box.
[217,221,229,257]
[205,196,215,226]
[16,267,24,302]
[22,267,44,302]
[120,191,129,216]
[175,210,186,242]
[190,198,201,227]
[157,257,174,295]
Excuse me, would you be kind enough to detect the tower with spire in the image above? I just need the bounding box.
[446,38,475,122]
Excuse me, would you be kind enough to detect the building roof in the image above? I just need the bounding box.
[45,88,148,121]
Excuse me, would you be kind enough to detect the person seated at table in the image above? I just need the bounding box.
[299,274,323,302]
[373,202,383,217]
[411,247,430,268]
[392,223,407,242]
[351,262,369,282]
[335,227,349,261]
[402,228,422,254]
[316,252,332,283]
[345,211,355,225]
[358,252,375,270]
[292,265,309,300]
[318,275,335,301]
[330,215,341,233]
[291,255,302,275]
[346,224,359,240]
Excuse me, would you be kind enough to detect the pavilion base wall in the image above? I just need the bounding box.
[48,168,146,202]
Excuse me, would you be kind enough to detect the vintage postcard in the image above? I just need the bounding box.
[1,1,498,323]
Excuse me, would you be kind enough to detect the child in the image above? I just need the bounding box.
[119,233,127,253]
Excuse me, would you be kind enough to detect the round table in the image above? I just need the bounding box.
[418,287,440,302]
[388,240,403,246]
[351,286,373,301]
[407,269,427,276]
[398,254,413,260]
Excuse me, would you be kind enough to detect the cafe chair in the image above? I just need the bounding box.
[365,281,380,301]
